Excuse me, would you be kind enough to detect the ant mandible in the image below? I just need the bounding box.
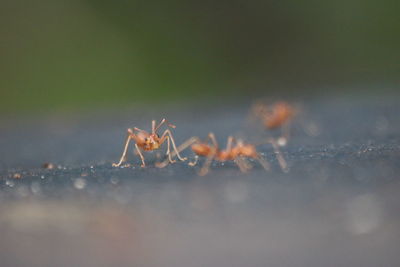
[157,133,276,176]
[112,118,187,167]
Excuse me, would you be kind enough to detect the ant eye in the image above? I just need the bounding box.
[157,134,160,138]
[144,138,148,141]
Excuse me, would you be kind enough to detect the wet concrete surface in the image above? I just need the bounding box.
[0,95,400,267]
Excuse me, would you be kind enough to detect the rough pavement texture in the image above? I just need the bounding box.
[0,95,400,267]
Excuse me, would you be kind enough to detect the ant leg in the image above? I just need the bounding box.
[255,153,270,171]
[154,119,176,133]
[112,131,134,167]
[199,153,215,176]
[188,155,199,166]
[267,138,289,173]
[284,122,291,140]
[226,136,235,151]
[156,136,199,168]
[155,118,175,131]
[133,127,146,133]
[135,144,146,167]
[207,132,219,148]
[152,120,156,134]
[164,130,187,161]
[166,136,176,164]
[175,137,200,155]
[234,157,251,172]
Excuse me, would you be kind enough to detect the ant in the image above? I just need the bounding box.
[112,118,187,168]
[251,101,296,146]
[157,133,287,176]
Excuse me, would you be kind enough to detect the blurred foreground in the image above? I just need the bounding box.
[1,95,400,266]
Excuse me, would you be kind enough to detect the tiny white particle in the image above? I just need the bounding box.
[277,137,287,147]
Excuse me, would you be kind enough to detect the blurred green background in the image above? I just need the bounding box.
[1,0,399,114]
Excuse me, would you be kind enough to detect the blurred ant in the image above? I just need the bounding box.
[251,101,296,146]
[112,119,186,167]
[157,133,287,176]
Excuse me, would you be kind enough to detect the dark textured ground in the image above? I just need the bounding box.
[1,95,400,267]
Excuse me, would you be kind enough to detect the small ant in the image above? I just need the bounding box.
[112,119,187,167]
[251,101,295,146]
[157,133,287,176]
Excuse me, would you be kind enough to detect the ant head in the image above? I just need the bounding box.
[144,133,161,149]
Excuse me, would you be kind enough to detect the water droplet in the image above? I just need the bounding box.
[73,178,86,190]
[374,116,389,135]
[16,185,30,197]
[31,181,41,194]
[110,176,119,185]
[6,179,15,187]
[224,181,248,204]
[346,194,382,235]
[304,122,321,137]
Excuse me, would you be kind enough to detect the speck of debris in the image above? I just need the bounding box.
[42,163,55,169]
[12,173,22,179]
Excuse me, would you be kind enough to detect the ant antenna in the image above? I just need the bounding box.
[154,118,176,133]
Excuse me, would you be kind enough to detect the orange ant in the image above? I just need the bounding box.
[157,133,288,176]
[112,119,187,167]
[251,101,296,146]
